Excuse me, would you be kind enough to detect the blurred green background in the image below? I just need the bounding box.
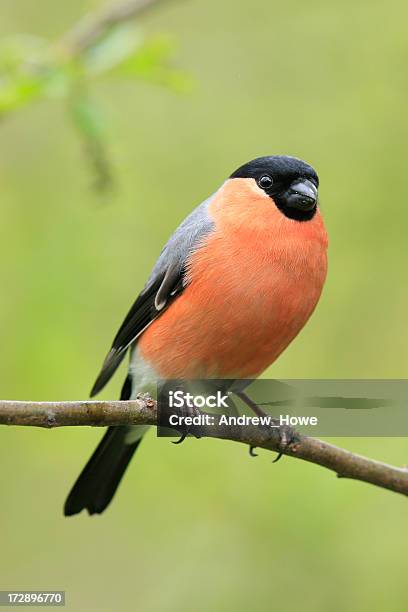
[1,0,408,610]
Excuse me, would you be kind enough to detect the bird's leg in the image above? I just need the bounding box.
[235,391,267,417]
[226,395,261,454]
[229,393,258,457]
[227,395,240,417]
[235,390,297,462]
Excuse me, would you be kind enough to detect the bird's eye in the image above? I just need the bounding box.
[258,175,273,190]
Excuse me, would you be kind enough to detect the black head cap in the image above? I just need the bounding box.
[230,155,319,221]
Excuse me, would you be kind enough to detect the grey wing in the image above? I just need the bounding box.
[90,196,215,396]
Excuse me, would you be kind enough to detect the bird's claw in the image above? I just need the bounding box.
[171,431,188,445]
[271,423,296,463]
[170,402,202,445]
[248,423,296,462]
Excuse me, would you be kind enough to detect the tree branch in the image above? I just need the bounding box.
[61,0,180,57]
[1,398,408,498]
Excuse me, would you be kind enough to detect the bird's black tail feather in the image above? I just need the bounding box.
[64,376,142,516]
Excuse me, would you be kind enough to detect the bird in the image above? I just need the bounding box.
[64,155,328,516]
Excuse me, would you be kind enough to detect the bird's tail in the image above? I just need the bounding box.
[64,376,146,516]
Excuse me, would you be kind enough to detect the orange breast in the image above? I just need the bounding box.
[138,179,328,379]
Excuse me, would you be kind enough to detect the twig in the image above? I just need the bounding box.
[1,398,408,498]
[54,0,183,190]
[61,0,178,57]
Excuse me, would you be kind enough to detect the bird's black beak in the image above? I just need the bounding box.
[285,179,318,211]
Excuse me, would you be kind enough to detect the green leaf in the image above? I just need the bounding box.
[0,34,71,115]
[0,77,41,113]
[111,35,193,93]
[81,24,143,75]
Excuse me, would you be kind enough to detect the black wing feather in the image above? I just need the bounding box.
[90,272,183,397]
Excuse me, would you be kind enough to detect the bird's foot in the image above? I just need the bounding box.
[269,419,297,462]
[171,402,202,445]
[248,419,298,462]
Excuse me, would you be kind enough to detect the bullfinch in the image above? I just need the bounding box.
[64,155,328,516]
